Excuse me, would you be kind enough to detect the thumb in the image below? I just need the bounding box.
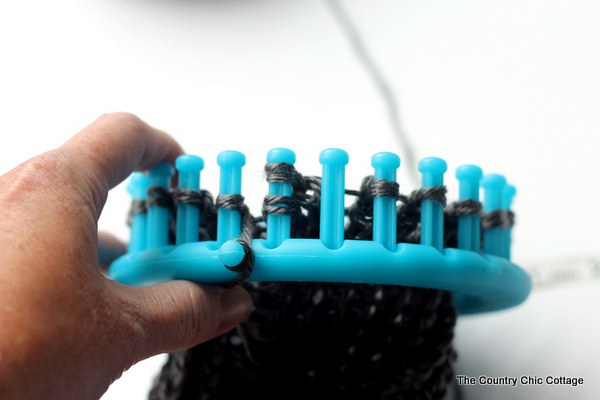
[109,281,253,362]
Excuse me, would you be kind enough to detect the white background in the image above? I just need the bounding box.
[1,1,599,399]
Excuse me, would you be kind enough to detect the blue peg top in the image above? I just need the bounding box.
[267,148,296,164]
[319,148,349,166]
[481,174,507,190]
[371,152,401,170]
[147,162,175,189]
[176,155,204,172]
[481,174,507,211]
[502,184,517,210]
[418,157,447,187]
[148,162,175,177]
[456,164,483,182]
[456,164,483,200]
[126,172,150,200]
[217,150,246,168]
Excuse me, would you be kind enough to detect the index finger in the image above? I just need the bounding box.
[60,112,183,212]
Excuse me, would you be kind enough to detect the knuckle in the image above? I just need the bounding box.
[12,153,60,186]
[98,112,146,133]
[1,152,68,202]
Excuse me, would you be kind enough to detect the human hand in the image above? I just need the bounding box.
[0,113,253,400]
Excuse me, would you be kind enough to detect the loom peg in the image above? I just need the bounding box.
[266,148,296,248]
[175,155,205,245]
[371,152,400,251]
[418,157,447,251]
[481,174,507,257]
[216,151,245,244]
[502,184,516,260]
[455,165,483,252]
[319,148,349,250]
[146,163,175,249]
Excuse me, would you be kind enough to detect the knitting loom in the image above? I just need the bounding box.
[108,148,531,314]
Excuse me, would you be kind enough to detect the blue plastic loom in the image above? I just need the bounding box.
[108,148,531,315]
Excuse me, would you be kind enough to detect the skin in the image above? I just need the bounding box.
[0,113,253,400]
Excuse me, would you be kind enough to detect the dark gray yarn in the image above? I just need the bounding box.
[221,238,255,289]
[137,188,220,242]
[399,186,448,208]
[445,199,483,218]
[131,199,148,215]
[369,178,400,199]
[177,189,218,242]
[149,282,457,400]
[147,187,175,208]
[261,195,300,218]
[264,162,302,187]
[481,210,515,230]
[127,200,148,226]
[395,186,448,244]
[172,188,213,209]
[263,163,322,239]
[442,199,483,248]
[215,194,257,289]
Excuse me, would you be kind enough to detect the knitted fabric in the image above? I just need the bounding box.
[149,282,457,400]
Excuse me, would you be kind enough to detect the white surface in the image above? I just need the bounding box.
[0,1,599,398]
[455,278,600,399]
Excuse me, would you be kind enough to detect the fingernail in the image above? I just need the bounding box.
[220,286,253,329]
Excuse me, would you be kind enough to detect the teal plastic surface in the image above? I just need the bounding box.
[109,148,531,315]
[482,174,507,258]
[456,165,483,252]
[175,155,204,245]
[418,157,447,251]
